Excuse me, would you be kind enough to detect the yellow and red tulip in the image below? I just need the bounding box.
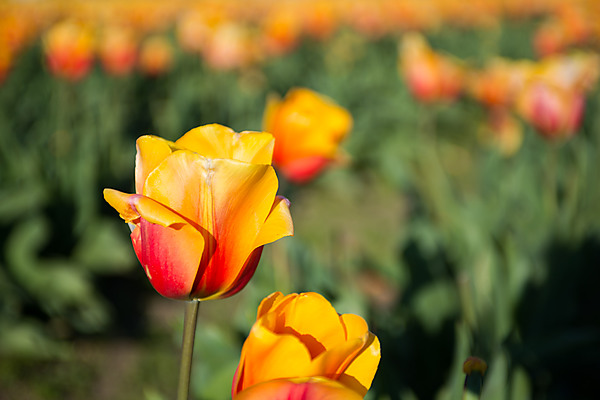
[103,124,294,300]
[263,88,353,183]
[98,25,138,76]
[234,377,364,400]
[138,35,173,76]
[516,76,584,139]
[43,19,94,81]
[232,291,380,398]
[399,32,464,103]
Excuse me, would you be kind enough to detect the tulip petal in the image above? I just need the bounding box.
[234,377,364,400]
[338,334,381,396]
[200,158,279,296]
[312,336,367,380]
[253,196,293,248]
[339,313,369,341]
[269,293,346,358]
[143,150,212,225]
[132,219,205,300]
[135,135,176,194]
[176,124,236,159]
[233,323,315,395]
[176,124,275,164]
[103,189,189,227]
[233,131,275,165]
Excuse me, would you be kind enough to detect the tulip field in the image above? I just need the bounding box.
[2,1,600,399]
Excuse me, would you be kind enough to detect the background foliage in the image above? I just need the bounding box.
[1,1,600,399]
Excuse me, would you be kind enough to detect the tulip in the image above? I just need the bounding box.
[235,377,364,400]
[98,25,137,76]
[468,58,533,109]
[232,291,380,398]
[138,35,173,76]
[516,79,584,139]
[103,124,294,300]
[43,19,94,81]
[263,88,353,183]
[399,32,464,103]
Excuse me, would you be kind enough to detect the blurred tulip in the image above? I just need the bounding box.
[98,25,137,76]
[480,109,523,156]
[235,377,364,400]
[0,40,12,84]
[232,291,380,397]
[104,124,293,300]
[263,88,353,183]
[43,20,94,81]
[517,79,584,139]
[399,32,464,103]
[537,52,600,93]
[202,22,258,70]
[138,35,173,76]
[468,59,532,109]
[302,1,339,40]
[176,7,224,55]
[260,7,301,56]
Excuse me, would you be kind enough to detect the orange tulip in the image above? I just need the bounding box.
[263,88,353,183]
[43,20,94,81]
[103,124,294,300]
[138,35,173,76]
[98,25,137,76]
[235,377,364,400]
[232,292,380,398]
[517,78,584,139]
[399,32,464,103]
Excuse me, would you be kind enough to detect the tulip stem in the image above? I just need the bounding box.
[177,299,200,400]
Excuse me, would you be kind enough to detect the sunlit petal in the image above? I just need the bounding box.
[135,135,177,194]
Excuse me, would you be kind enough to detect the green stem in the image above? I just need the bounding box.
[177,300,200,400]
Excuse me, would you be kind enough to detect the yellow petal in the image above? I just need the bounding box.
[176,124,236,160]
[338,334,381,396]
[312,336,367,379]
[257,291,286,319]
[270,292,346,357]
[253,196,293,248]
[143,150,211,225]
[103,188,189,227]
[339,313,369,341]
[135,135,177,194]
[175,124,275,164]
[235,323,315,394]
[206,158,279,289]
[233,131,275,164]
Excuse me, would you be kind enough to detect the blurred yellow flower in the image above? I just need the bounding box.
[263,88,353,183]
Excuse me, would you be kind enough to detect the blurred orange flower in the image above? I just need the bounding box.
[202,22,258,70]
[104,124,293,300]
[138,35,173,76]
[263,88,353,183]
[235,377,364,400]
[43,20,94,81]
[468,58,532,109]
[480,109,523,156]
[517,79,584,139]
[399,32,464,103]
[232,291,380,398]
[98,25,138,76]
